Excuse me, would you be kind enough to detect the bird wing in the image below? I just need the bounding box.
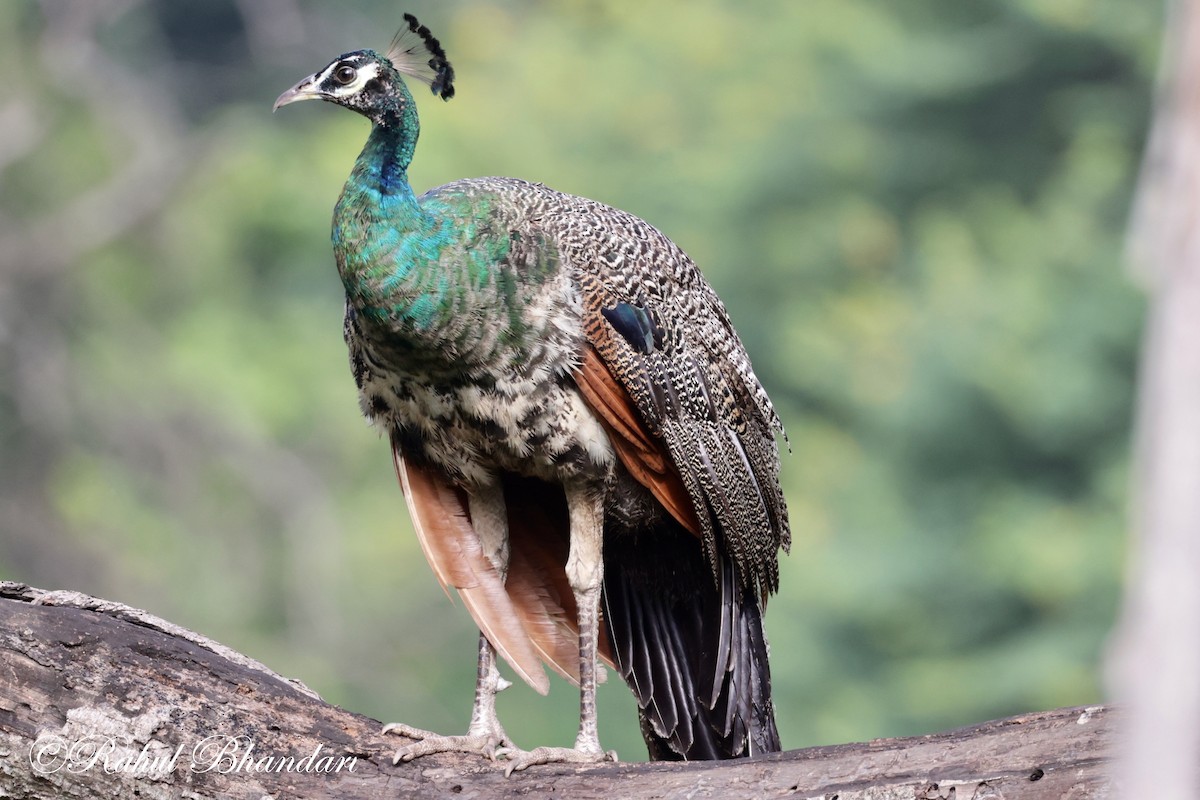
[502,474,616,685]
[564,200,790,600]
[393,439,614,691]
[573,345,702,536]
[555,198,789,758]
[391,441,551,695]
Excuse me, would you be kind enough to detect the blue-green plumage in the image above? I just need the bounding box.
[276,16,789,770]
[601,302,662,355]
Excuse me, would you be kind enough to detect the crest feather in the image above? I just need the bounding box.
[386,13,456,100]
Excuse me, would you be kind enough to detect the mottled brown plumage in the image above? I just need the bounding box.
[276,20,789,768]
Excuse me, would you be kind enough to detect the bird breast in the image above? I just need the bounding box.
[345,271,617,488]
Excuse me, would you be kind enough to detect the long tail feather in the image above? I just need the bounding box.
[603,522,781,760]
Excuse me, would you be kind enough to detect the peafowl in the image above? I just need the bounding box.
[275,13,790,772]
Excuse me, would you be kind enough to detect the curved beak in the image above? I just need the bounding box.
[273,75,323,111]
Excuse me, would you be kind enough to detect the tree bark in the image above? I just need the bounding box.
[1110,0,1200,796]
[0,581,1113,799]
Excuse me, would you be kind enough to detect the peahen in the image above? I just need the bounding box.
[275,14,790,772]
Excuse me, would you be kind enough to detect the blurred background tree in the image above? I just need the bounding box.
[0,0,1161,758]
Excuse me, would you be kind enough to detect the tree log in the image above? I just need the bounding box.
[0,581,1113,799]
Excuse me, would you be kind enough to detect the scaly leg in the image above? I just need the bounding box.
[385,480,517,762]
[386,632,513,761]
[498,482,617,774]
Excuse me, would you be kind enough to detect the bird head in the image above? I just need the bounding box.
[273,13,454,126]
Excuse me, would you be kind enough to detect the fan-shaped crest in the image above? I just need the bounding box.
[387,13,456,100]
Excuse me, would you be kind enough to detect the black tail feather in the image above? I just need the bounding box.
[603,522,781,760]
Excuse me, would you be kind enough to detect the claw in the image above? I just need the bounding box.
[497,745,617,775]
[381,722,431,741]
[383,721,511,764]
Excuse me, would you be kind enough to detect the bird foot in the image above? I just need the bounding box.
[496,744,617,776]
[383,722,511,763]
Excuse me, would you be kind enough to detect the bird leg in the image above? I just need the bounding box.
[498,482,617,774]
[385,632,513,761]
[386,481,516,762]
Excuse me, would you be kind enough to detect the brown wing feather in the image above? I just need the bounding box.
[503,475,616,685]
[391,441,550,695]
[574,344,701,537]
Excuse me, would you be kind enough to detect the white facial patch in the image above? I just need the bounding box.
[319,59,382,98]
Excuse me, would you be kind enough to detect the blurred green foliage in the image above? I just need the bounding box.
[0,0,1158,758]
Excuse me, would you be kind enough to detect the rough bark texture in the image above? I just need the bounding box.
[0,582,1113,800]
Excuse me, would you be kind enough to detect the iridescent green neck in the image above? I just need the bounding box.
[334,90,454,330]
[358,87,421,207]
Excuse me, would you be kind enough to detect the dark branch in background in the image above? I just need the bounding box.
[0,582,1114,799]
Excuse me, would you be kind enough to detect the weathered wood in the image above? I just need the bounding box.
[0,581,1114,799]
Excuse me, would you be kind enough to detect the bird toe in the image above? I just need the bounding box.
[498,745,617,776]
[384,724,510,764]
[381,721,434,741]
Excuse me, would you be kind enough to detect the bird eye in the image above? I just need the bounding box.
[333,64,357,85]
